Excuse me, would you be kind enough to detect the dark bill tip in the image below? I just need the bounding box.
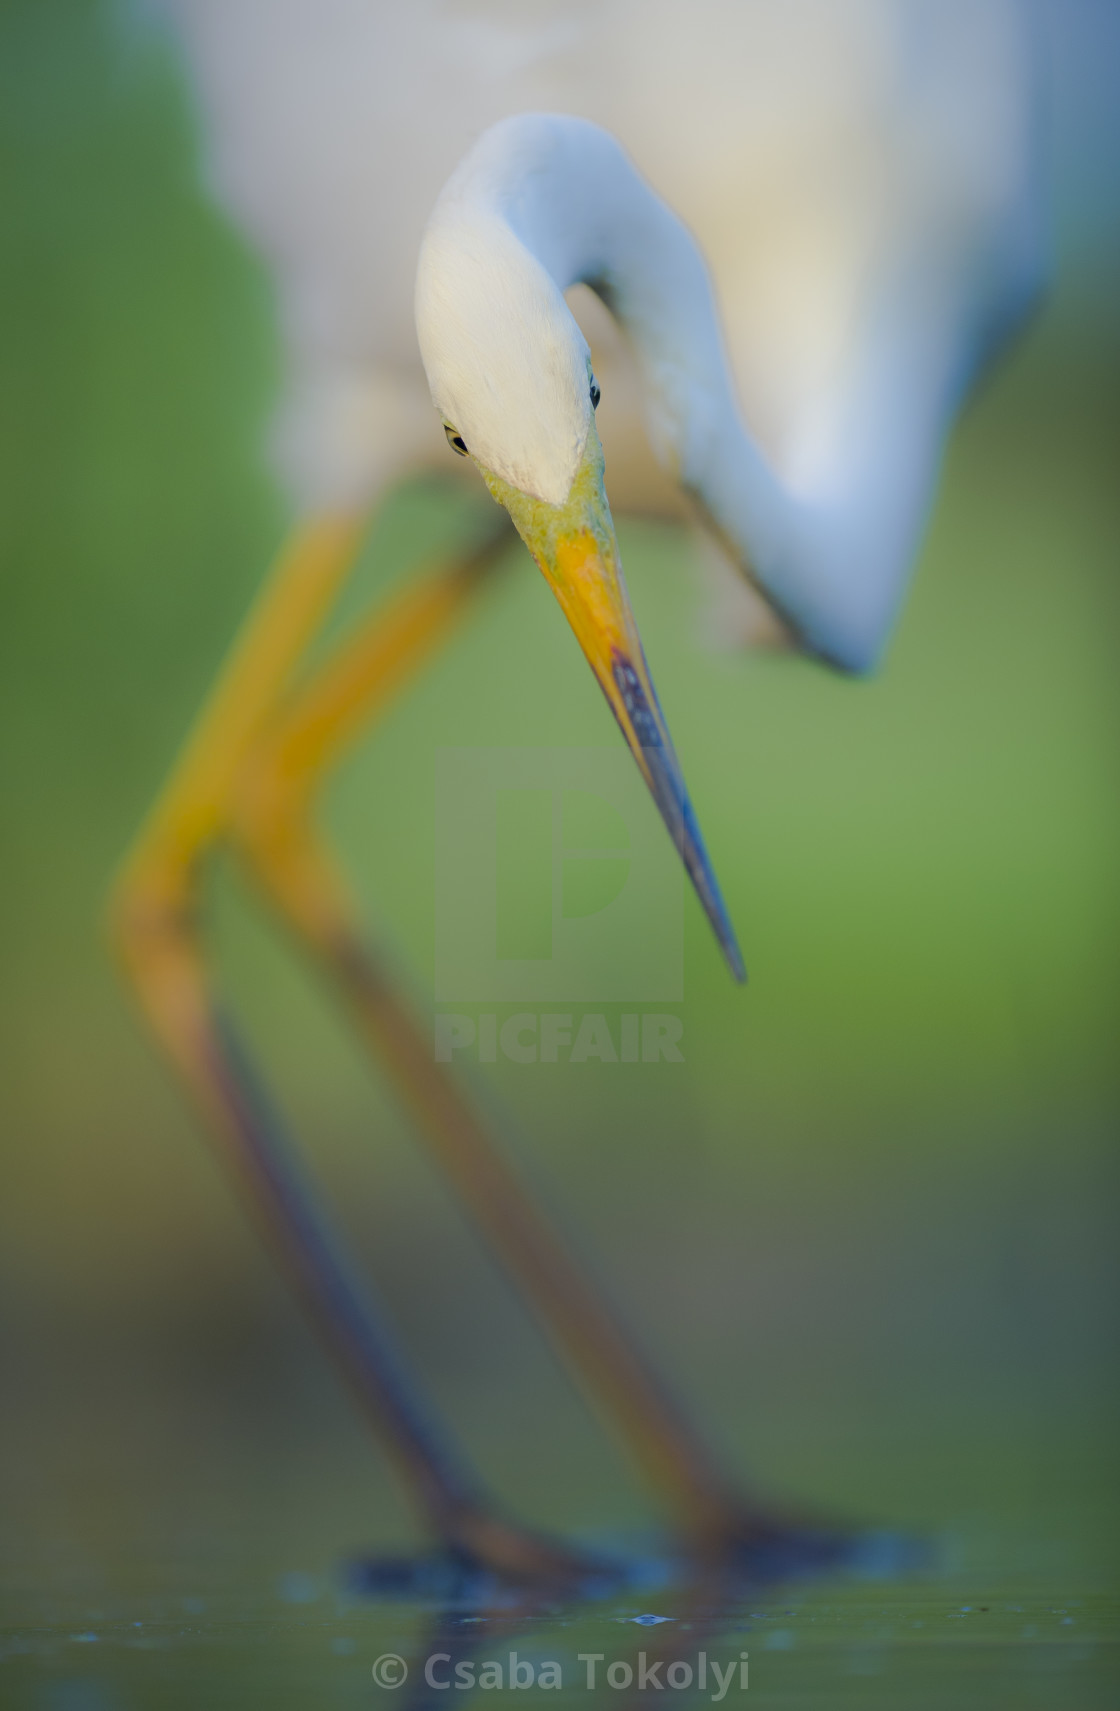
[611,655,746,985]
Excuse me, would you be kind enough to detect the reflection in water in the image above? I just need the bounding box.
[2,1521,1111,1709]
[348,1530,921,1711]
[386,1587,756,1711]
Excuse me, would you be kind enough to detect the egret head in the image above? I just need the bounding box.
[416,210,593,503]
[415,201,744,981]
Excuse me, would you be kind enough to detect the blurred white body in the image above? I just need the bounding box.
[167,0,1043,655]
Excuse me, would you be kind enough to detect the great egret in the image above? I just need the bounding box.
[115,0,1044,1585]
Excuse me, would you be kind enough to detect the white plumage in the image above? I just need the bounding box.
[165,0,1043,666]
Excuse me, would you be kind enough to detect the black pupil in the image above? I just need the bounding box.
[590,378,601,409]
[444,425,468,456]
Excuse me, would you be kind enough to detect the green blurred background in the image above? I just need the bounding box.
[1,0,1117,1649]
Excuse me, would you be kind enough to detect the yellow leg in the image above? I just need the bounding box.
[113,515,362,1150]
[111,511,598,1578]
[228,527,781,1561]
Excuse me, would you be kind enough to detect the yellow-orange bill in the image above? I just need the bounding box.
[481,424,746,984]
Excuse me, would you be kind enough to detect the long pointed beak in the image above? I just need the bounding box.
[480,422,745,983]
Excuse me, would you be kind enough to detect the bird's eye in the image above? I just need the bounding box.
[443,424,469,456]
[590,376,601,410]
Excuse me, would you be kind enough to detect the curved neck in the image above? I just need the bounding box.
[457,115,782,524]
[435,114,966,674]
